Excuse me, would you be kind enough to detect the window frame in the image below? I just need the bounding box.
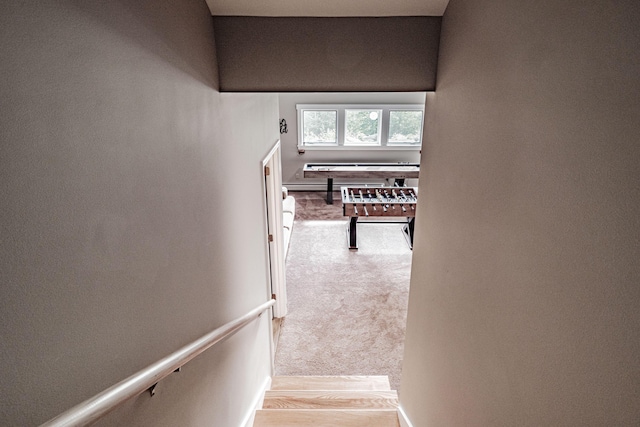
[300,109,338,146]
[296,104,424,151]
[344,108,383,146]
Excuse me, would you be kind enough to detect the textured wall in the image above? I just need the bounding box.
[0,1,277,425]
[401,0,640,425]
[213,17,441,92]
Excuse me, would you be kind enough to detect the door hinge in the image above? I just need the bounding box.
[268,234,273,242]
[264,166,270,176]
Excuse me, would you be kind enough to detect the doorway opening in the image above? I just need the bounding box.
[268,92,423,391]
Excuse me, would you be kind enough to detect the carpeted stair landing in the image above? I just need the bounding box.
[275,218,412,391]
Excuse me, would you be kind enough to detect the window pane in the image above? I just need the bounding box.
[303,110,337,144]
[345,109,381,145]
[388,110,423,144]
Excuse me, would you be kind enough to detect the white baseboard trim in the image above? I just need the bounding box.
[398,405,415,427]
[240,376,272,427]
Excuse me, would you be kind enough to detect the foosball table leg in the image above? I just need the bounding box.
[347,216,358,249]
[326,178,334,204]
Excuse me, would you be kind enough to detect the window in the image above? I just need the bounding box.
[297,104,423,150]
[302,110,337,145]
[345,109,382,145]
[388,110,423,145]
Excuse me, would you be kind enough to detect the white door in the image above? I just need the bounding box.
[262,141,287,318]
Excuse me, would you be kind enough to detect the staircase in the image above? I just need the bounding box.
[253,375,400,427]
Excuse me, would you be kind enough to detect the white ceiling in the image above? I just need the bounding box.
[205,0,450,17]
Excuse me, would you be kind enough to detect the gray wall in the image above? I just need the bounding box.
[278,92,424,190]
[0,1,278,425]
[401,0,640,425]
[213,17,441,92]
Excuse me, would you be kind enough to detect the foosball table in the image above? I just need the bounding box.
[341,186,418,249]
[303,162,420,204]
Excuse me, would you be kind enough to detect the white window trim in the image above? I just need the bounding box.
[344,108,383,146]
[296,104,424,151]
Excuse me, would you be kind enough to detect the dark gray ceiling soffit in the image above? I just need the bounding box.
[213,16,441,92]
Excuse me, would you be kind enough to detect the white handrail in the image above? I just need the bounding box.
[40,299,276,427]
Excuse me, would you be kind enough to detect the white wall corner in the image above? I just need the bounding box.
[241,376,272,427]
[398,405,415,427]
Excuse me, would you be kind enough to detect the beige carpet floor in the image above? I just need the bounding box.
[274,191,412,391]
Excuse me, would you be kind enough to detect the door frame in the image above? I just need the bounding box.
[262,140,287,318]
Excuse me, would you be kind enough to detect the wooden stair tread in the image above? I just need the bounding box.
[270,375,391,391]
[253,409,400,427]
[263,390,398,409]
